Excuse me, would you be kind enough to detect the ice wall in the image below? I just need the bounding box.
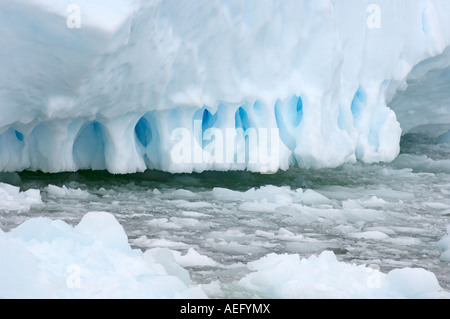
[1,0,449,174]
[388,47,450,135]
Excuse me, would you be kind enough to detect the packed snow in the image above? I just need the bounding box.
[1,0,450,173]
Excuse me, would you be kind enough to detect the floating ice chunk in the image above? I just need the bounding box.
[213,186,300,208]
[423,202,450,210]
[300,190,331,205]
[0,183,41,212]
[169,217,205,229]
[359,196,389,208]
[46,184,90,199]
[147,218,182,230]
[390,226,426,235]
[239,200,279,213]
[145,248,191,286]
[277,228,304,241]
[176,201,214,210]
[438,226,450,262]
[239,251,449,299]
[278,228,295,237]
[1,212,206,298]
[74,211,132,253]
[393,154,450,174]
[365,226,397,236]
[181,211,210,218]
[349,231,390,240]
[386,268,443,299]
[9,217,73,243]
[255,230,276,239]
[170,189,199,199]
[343,209,386,222]
[131,236,189,250]
[171,248,218,268]
[0,232,40,298]
[386,237,422,246]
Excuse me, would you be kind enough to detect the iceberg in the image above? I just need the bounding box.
[1,0,449,174]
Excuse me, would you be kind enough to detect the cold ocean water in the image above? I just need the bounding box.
[1,130,449,298]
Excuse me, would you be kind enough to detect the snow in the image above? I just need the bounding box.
[1,0,449,173]
[0,182,41,212]
[239,251,449,299]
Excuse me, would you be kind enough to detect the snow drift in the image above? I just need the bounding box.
[1,0,450,174]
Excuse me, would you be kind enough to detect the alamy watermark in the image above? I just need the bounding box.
[366,264,382,289]
[367,4,381,29]
[67,4,81,29]
[66,264,81,289]
[170,121,280,171]
[66,4,380,30]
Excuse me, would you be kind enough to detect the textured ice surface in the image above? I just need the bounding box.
[0,212,206,298]
[1,0,450,173]
[389,47,450,134]
[45,184,90,198]
[0,183,41,212]
[438,226,450,262]
[240,251,449,299]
